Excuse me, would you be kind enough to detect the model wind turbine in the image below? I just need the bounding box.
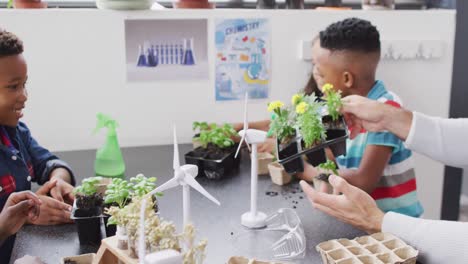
[235,92,268,229]
[138,127,221,264]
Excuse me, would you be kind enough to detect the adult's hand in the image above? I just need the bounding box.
[341,95,412,140]
[300,175,384,234]
[0,191,41,240]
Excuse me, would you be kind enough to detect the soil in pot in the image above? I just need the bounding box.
[76,193,103,213]
[322,115,346,130]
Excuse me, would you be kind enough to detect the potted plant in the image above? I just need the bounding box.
[192,121,210,149]
[84,193,207,261]
[8,0,47,8]
[185,122,240,180]
[268,100,304,174]
[103,178,133,238]
[104,174,160,238]
[292,93,327,167]
[313,159,339,194]
[72,177,104,246]
[173,0,215,8]
[130,173,161,212]
[321,83,348,157]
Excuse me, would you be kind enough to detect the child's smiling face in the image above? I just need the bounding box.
[0,54,28,127]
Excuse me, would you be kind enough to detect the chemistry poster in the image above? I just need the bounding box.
[125,19,209,82]
[215,19,271,101]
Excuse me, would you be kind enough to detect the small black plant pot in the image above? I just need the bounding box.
[277,139,304,174]
[302,143,327,166]
[185,144,241,180]
[322,115,348,157]
[103,214,116,238]
[71,207,103,246]
[326,129,347,156]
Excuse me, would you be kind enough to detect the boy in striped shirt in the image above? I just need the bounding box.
[303,18,423,217]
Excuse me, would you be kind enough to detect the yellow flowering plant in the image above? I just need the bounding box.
[267,100,296,144]
[294,93,326,148]
[322,83,343,121]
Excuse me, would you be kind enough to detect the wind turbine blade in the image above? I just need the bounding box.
[184,175,220,206]
[173,126,180,171]
[243,92,248,130]
[243,92,251,152]
[148,177,179,196]
[235,133,245,158]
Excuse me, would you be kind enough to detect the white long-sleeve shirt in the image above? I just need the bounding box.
[382,111,468,264]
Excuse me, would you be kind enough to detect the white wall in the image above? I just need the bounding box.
[0,9,455,219]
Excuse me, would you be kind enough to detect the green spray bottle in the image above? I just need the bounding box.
[94,113,125,179]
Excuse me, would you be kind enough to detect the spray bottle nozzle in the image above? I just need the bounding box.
[94,112,118,135]
[94,112,125,178]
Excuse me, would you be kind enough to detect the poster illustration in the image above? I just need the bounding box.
[215,19,270,101]
[125,19,208,82]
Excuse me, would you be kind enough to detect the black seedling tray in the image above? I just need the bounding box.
[278,116,348,166]
[185,144,241,180]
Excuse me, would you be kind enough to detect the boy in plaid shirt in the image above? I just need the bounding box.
[0,29,76,262]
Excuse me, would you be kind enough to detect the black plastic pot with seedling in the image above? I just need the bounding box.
[321,83,348,157]
[185,122,241,180]
[267,100,306,174]
[313,160,340,194]
[71,177,104,246]
[294,95,328,167]
[102,178,132,237]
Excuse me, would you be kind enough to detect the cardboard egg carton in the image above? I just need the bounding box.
[316,233,418,264]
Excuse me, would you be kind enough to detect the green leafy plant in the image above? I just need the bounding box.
[192,121,210,133]
[293,93,326,148]
[104,178,132,208]
[318,159,339,176]
[267,100,296,144]
[130,173,162,197]
[74,177,103,196]
[322,83,343,121]
[193,122,237,149]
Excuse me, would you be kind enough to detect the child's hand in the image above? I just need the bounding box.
[49,178,75,205]
[49,168,75,205]
[296,162,319,182]
[0,191,41,240]
[258,138,275,153]
[29,195,73,225]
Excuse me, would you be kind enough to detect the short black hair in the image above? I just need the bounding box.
[0,29,24,57]
[319,18,380,53]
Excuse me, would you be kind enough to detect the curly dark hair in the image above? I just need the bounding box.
[319,18,380,53]
[0,29,24,57]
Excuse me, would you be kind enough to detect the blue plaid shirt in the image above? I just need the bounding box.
[0,122,75,262]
